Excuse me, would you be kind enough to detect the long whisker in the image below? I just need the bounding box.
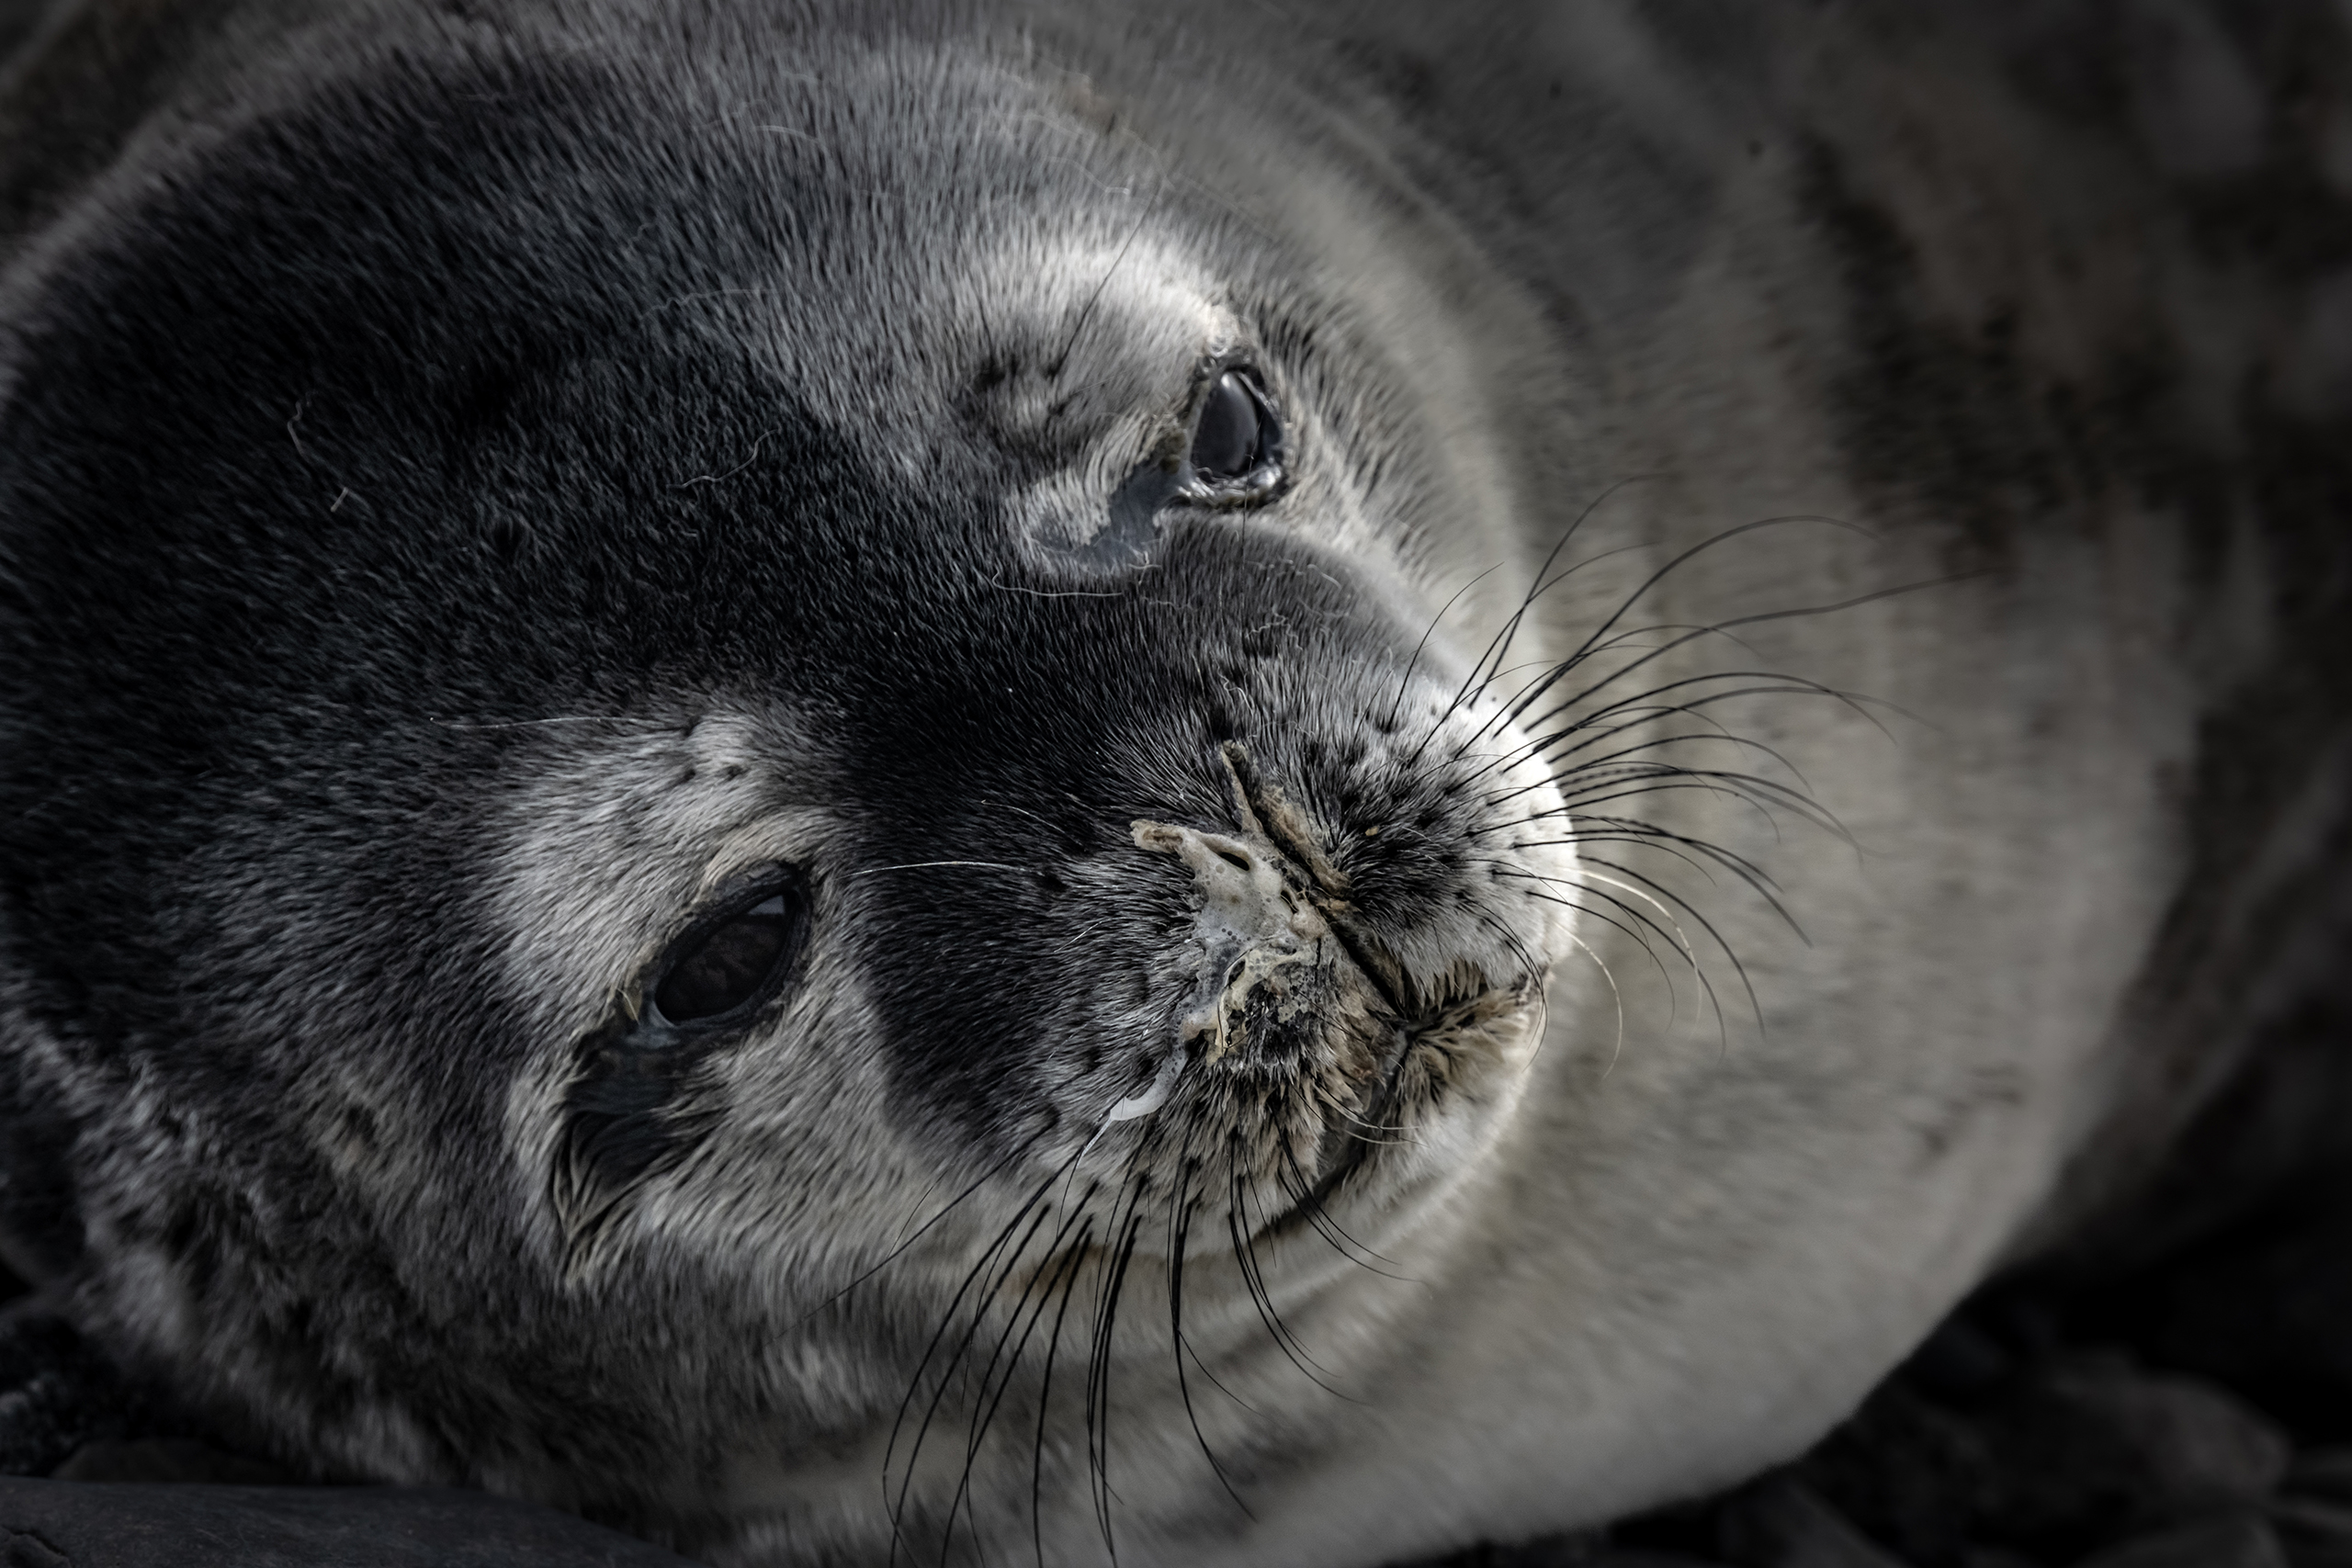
[942,1178,1109,1562]
[1272,1137,1409,1279]
[1083,1201,1148,1561]
[1030,1219,1095,1568]
[1224,1150,1356,1400]
[1492,515,1876,737]
[782,1126,1050,1342]
[1049,164,1169,377]
[1165,1179,1255,1518]
[888,1194,1062,1558]
[1412,477,1668,762]
[1385,562,1508,730]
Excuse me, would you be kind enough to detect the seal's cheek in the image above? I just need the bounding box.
[482,705,901,1282]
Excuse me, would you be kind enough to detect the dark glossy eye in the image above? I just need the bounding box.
[1189,370,1272,484]
[651,885,806,1025]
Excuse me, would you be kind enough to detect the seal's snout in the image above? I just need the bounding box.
[1093,709,1563,1209]
[1125,727,1550,1100]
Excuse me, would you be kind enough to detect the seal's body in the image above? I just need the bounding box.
[1,2,2346,1563]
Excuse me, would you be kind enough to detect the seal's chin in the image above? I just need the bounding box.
[1292,956,1548,1207]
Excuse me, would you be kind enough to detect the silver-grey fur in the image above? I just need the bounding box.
[1,1,2348,1564]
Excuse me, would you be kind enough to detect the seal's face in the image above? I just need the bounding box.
[0,17,1582,1553]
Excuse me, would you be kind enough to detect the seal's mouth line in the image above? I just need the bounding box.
[1220,739,1532,1055]
[1290,910,1531,1215]
[1215,739,1417,1021]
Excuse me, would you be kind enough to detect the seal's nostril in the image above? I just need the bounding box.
[1214,847,1253,873]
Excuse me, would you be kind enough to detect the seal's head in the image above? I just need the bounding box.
[0,11,1586,1559]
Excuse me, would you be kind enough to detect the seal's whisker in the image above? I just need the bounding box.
[1483,615,1778,734]
[1542,822,1796,942]
[1517,885,1738,1046]
[1558,923,1627,1075]
[1535,776,1822,858]
[1546,866,1700,971]
[1510,821,1799,996]
[1385,562,1509,732]
[1476,829,1729,910]
[1500,571,1953,758]
[1165,1182,1254,1519]
[1447,669,1830,800]
[1556,671,1907,748]
[1524,775,1789,844]
[1048,163,1169,378]
[1077,1167,1156,1555]
[1483,860,1685,979]
[1521,862,1709,987]
[1449,548,1820,764]
[1030,1220,1093,1568]
[1471,909,1563,1068]
[1460,532,1663,708]
[1503,670,1864,780]
[1478,910,1549,991]
[942,1188,1102,1564]
[1535,723,1815,795]
[781,1125,1053,1346]
[1272,1138,1409,1278]
[1448,569,1928,819]
[1416,478,1666,761]
[1224,1152,1356,1400]
[1486,515,1876,739]
[1535,834,1780,1036]
[887,1192,1060,1555]
[1510,886,1684,999]
[1082,1201,1148,1559]
[1466,696,1740,782]
[1496,815,1785,902]
[1532,765,1839,852]
[1326,1098,1423,1142]
[882,1157,1080,1543]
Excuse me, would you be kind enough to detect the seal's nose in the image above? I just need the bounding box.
[1128,817,1341,1066]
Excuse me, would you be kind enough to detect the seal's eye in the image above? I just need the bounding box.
[1189,369,1276,486]
[651,883,806,1025]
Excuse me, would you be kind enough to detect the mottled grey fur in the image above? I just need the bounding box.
[1,2,2348,1565]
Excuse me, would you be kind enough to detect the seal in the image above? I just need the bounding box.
[1,1,2347,1563]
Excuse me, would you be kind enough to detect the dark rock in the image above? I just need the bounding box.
[0,1478,696,1567]
[2288,1450,2352,1505]
[1792,1345,2292,1566]
[1390,1532,1607,1566]
[1480,1532,1604,1565]
[1390,1530,1724,1566]
[2280,1548,2352,1568]
[1797,1382,1999,1564]
[1903,1320,2018,1408]
[2267,1494,2352,1562]
[50,1439,295,1486]
[1969,1356,2288,1559]
[2064,1157,2352,1447]
[1715,1479,1914,1568]
[0,1314,135,1478]
[2069,1514,2287,1568]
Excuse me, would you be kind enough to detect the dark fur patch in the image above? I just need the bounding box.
[552,1013,725,1269]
